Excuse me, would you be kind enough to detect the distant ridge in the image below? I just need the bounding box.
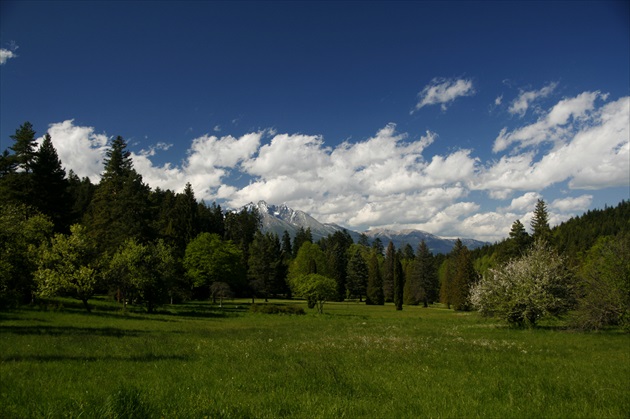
[243,201,488,254]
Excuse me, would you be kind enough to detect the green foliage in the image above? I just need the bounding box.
[0,204,54,307]
[572,233,630,331]
[366,251,384,305]
[248,231,286,301]
[35,224,99,312]
[471,240,576,327]
[393,255,404,310]
[184,233,245,293]
[405,241,438,306]
[346,244,369,301]
[289,273,337,314]
[531,199,551,243]
[289,241,329,281]
[108,239,177,313]
[249,303,305,315]
[383,241,396,302]
[320,230,353,301]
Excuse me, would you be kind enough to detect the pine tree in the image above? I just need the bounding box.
[531,199,551,243]
[9,122,38,173]
[406,240,437,307]
[451,241,477,311]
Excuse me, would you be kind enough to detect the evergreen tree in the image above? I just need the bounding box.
[531,199,551,243]
[383,241,396,302]
[346,245,369,301]
[372,237,384,255]
[31,134,71,231]
[393,254,404,310]
[83,136,151,255]
[366,250,384,305]
[9,122,37,173]
[358,233,370,247]
[406,241,437,307]
[281,230,292,257]
[224,206,261,273]
[321,230,353,301]
[451,241,477,311]
[248,231,284,301]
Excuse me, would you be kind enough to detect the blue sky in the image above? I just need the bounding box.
[1,1,628,241]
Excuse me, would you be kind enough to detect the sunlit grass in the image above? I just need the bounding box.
[1,298,628,418]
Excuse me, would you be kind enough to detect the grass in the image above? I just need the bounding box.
[1,297,629,418]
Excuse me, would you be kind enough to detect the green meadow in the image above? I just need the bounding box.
[1,299,628,418]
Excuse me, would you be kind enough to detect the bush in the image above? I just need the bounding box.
[470,239,576,328]
[249,304,305,315]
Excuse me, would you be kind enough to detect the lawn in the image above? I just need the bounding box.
[1,298,629,418]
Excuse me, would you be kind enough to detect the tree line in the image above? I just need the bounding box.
[1,122,628,329]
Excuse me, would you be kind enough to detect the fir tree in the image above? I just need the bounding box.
[383,241,396,302]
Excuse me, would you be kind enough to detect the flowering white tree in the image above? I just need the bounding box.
[470,240,576,327]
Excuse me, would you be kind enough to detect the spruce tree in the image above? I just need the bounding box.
[531,199,551,243]
[346,246,368,301]
[9,122,37,173]
[84,136,151,255]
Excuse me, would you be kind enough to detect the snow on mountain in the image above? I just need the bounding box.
[243,201,488,254]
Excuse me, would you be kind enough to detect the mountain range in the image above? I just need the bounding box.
[244,201,488,254]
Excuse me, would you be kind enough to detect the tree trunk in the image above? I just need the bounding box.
[82,298,91,313]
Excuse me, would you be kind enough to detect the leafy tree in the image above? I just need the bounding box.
[35,224,99,312]
[346,244,369,301]
[292,227,313,258]
[289,273,337,314]
[184,233,245,298]
[393,254,404,310]
[0,204,54,307]
[572,233,630,331]
[531,199,551,243]
[383,241,396,302]
[210,282,233,307]
[471,239,576,328]
[366,250,384,305]
[108,239,176,313]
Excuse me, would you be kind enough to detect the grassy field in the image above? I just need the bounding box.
[1,298,629,418]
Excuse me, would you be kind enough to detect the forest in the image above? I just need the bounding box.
[1,122,628,330]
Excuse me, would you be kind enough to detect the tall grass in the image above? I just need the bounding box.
[1,298,628,418]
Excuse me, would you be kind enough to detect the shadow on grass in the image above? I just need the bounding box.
[2,354,190,363]
[0,325,148,337]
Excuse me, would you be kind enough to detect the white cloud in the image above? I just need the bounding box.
[44,120,109,182]
[412,77,475,112]
[495,95,503,106]
[45,91,627,243]
[508,82,557,117]
[493,91,604,153]
[551,195,593,212]
[0,48,17,65]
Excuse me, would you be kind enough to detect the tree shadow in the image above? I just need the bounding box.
[0,325,148,337]
[2,353,190,362]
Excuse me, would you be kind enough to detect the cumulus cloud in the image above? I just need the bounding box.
[43,120,109,182]
[508,82,557,117]
[44,91,627,242]
[412,77,475,112]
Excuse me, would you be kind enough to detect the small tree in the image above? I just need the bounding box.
[210,282,233,307]
[531,199,551,243]
[35,224,98,312]
[289,273,337,314]
[393,255,404,310]
[471,239,576,327]
[366,251,384,305]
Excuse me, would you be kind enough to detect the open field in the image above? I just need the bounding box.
[1,298,629,418]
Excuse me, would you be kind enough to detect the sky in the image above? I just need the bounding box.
[1,1,628,242]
